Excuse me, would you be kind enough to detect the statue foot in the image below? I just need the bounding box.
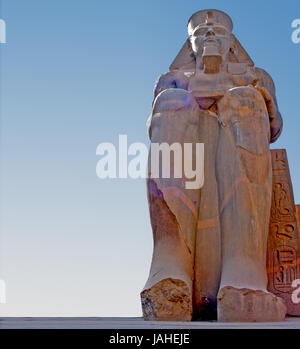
[141,278,193,321]
[217,286,287,322]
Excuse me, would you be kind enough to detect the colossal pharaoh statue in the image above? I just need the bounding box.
[141,9,288,322]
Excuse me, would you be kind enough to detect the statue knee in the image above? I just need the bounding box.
[221,86,266,113]
[218,85,270,156]
[153,88,198,114]
[224,86,262,100]
[218,86,267,124]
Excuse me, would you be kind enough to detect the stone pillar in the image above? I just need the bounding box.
[267,149,300,315]
[297,206,300,233]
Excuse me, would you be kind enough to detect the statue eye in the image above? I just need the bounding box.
[214,27,227,35]
[193,28,207,36]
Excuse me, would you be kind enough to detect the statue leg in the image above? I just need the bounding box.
[216,86,286,322]
[141,89,200,321]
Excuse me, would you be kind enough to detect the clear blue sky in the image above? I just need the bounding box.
[0,0,299,316]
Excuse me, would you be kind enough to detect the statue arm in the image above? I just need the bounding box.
[254,67,283,143]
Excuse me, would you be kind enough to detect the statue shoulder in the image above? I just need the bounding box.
[254,67,283,142]
[153,70,190,97]
[254,67,276,97]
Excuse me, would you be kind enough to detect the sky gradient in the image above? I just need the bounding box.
[0,0,299,316]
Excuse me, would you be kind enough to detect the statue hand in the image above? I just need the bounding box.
[269,113,283,143]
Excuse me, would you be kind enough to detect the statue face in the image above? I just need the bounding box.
[190,24,231,58]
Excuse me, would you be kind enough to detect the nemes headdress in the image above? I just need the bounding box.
[170,9,254,71]
[188,9,233,35]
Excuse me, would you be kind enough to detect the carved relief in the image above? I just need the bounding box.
[267,149,300,315]
[273,246,297,292]
[297,206,300,233]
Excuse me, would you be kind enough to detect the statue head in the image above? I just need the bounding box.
[170,9,254,72]
[188,10,233,61]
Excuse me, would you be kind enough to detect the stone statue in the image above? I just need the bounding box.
[141,9,288,322]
